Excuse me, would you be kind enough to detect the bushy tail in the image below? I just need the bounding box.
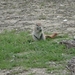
[45,33,57,39]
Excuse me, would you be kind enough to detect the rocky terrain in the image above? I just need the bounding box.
[0,0,75,35]
[0,0,75,75]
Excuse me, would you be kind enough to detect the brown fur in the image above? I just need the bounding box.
[45,33,58,39]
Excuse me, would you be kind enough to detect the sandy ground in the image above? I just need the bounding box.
[0,0,75,75]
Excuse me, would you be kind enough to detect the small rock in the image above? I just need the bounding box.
[59,39,75,48]
[74,36,75,40]
[63,19,67,22]
[6,71,11,75]
[66,57,75,75]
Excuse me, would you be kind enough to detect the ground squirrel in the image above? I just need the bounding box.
[32,23,57,41]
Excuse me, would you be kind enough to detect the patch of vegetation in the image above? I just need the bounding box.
[0,31,74,70]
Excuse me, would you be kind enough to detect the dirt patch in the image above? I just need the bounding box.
[0,67,69,75]
[0,0,75,36]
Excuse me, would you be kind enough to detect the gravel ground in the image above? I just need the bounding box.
[0,0,75,35]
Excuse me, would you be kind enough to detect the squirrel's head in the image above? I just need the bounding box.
[34,23,43,33]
